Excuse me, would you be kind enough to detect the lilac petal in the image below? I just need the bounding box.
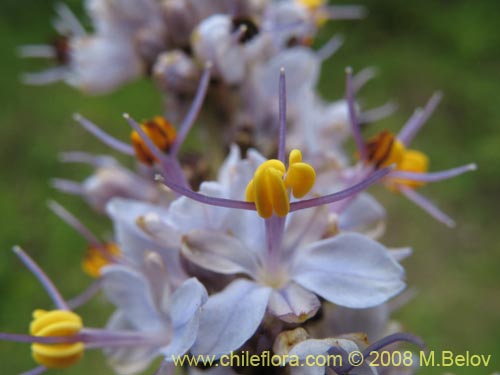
[360,100,398,123]
[170,63,211,156]
[162,278,208,357]
[169,278,208,328]
[168,182,230,231]
[104,311,161,375]
[51,178,84,195]
[290,167,392,212]
[59,151,117,167]
[389,247,413,262]
[288,337,359,375]
[191,279,271,357]
[282,206,330,256]
[398,185,455,227]
[329,304,390,342]
[54,3,86,37]
[268,282,320,323]
[18,45,55,58]
[339,193,386,231]
[352,67,377,93]
[326,5,367,20]
[398,92,442,146]
[346,67,367,160]
[293,233,405,308]
[106,198,174,265]
[389,163,477,183]
[73,113,134,155]
[101,265,165,332]
[13,246,68,310]
[181,230,259,277]
[317,34,344,62]
[22,67,67,85]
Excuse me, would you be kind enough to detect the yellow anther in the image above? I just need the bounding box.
[296,0,325,10]
[82,243,120,278]
[246,160,288,219]
[245,150,316,218]
[131,116,177,165]
[30,310,84,369]
[365,130,406,168]
[387,150,429,191]
[285,150,316,198]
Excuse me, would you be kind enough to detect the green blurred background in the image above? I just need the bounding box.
[0,0,499,374]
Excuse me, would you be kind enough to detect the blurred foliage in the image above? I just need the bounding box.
[0,0,499,374]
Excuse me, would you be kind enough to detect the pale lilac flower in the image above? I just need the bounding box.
[126,71,405,357]
[344,68,477,227]
[0,248,207,375]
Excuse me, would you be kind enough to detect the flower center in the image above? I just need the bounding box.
[30,309,84,369]
[245,149,316,218]
[130,116,177,165]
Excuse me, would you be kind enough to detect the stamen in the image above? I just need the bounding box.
[130,116,177,165]
[386,149,429,189]
[246,150,316,218]
[296,0,325,10]
[20,366,46,375]
[284,149,316,198]
[278,68,287,163]
[346,67,367,160]
[30,310,84,369]
[73,113,134,156]
[389,163,477,183]
[48,200,101,247]
[13,247,68,310]
[290,166,392,212]
[170,62,212,156]
[398,91,442,146]
[82,243,121,278]
[246,160,288,218]
[365,130,406,169]
[67,280,101,309]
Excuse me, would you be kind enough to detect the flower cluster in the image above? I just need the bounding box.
[4,1,477,374]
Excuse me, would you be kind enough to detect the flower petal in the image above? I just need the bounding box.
[268,282,320,323]
[191,279,271,357]
[101,265,164,332]
[339,193,386,232]
[162,278,208,357]
[293,233,405,308]
[182,230,259,277]
[104,311,160,375]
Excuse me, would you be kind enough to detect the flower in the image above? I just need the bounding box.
[125,71,405,358]
[345,68,477,227]
[0,247,207,375]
